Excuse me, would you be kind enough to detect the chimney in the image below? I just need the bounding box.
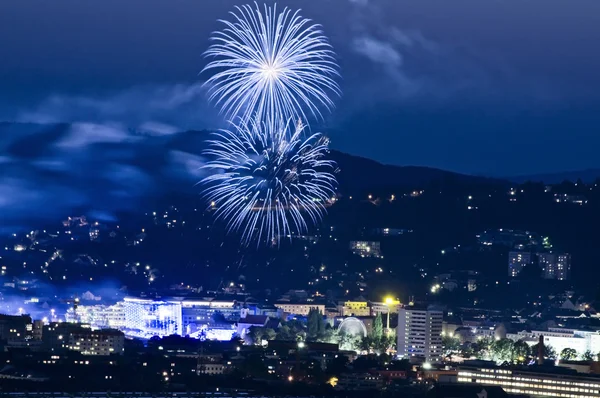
[538,335,544,365]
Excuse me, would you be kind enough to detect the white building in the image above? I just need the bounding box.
[507,328,600,358]
[69,302,126,329]
[397,307,443,363]
[122,297,183,338]
[274,302,325,316]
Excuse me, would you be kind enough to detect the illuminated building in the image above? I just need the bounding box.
[508,251,533,277]
[370,299,401,315]
[67,302,126,329]
[67,328,124,356]
[340,301,371,317]
[274,302,325,316]
[397,307,443,363]
[349,241,382,258]
[457,366,600,397]
[507,328,600,358]
[181,299,240,335]
[538,252,571,280]
[122,297,183,338]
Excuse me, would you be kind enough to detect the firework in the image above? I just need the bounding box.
[203,2,340,125]
[201,117,337,245]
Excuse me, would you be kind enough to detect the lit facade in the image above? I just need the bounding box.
[349,241,382,258]
[457,366,600,397]
[67,328,125,356]
[507,328,600,358]
[370,301,401,315]
[508,251,533,277]
[538,252,571,280]
[274,302,325,316]
[122,297,183,338]
[397,308,443,363]
[67,302,126,329]
[181,300,241,335]
[340,301,370,317]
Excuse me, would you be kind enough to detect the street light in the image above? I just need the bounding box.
[383,297,398,335]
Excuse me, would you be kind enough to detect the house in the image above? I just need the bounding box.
[237,315,269,340]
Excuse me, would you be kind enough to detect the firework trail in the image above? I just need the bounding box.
[203,2,340,125]
[201,117,337,245]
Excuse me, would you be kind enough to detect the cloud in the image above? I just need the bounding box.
[17,82,221,130]
[341,0,557,110]
[353,37,403,67]
[0,81,225,229]
[0,120,211,230]
[56,123,135,148]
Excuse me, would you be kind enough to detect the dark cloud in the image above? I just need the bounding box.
[0,121,210,229]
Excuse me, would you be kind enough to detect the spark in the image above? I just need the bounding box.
[203,2,340,125]
[200,117,337,246]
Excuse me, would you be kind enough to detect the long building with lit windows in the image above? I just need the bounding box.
[456,365,600,397]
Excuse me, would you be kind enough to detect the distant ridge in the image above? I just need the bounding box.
[509,169,600,184]
[328,150,507,193]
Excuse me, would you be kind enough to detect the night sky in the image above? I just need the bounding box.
[1,0,599,177]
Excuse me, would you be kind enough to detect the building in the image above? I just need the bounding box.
[0,314,33,344]
[42,322,77,352]
[67,328,125,356]
[507,328,600,358]
[349,241,382,258]
[67,302,126,329]
[334,373,383,391]
[456,365,600,397]
[477,229,541,248]
[274,302,325,317]
[538,252,571,280]
[198,363,226,375]
[122,297,183,338]
[371,228,412,236]
[397,307,443,363]
[508,251,533,277]
[180,299,241,335]
[245,303,282,319]
[340,301,371,317]
[237,314,269,341]
[370,300,401,315]
[426,384,510,398]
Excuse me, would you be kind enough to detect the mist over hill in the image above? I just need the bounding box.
[0,122,505,228]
